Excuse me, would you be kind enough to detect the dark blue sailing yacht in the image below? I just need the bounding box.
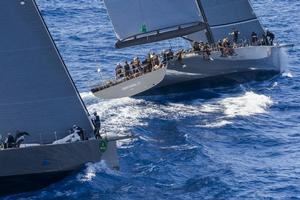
[0,0,118,196]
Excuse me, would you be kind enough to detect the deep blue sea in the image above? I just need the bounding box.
[4,0,300,199]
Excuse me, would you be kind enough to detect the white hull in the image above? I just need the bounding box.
[157,46,283,89]
[92,46,284,99]
[92,66,167,99]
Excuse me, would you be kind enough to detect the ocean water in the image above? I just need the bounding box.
[4,0,300,199]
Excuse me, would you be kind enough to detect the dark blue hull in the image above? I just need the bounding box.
[0,170,74,197]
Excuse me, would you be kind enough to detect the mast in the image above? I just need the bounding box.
[195,0,215,44]
[189,0,265,44]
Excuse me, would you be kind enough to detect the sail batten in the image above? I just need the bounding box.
[104,0,203,46]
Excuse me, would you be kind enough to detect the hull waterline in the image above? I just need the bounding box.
[0,140,118,196]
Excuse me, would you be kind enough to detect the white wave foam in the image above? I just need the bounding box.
[200,104,222,114]
[272,82,278,88]
[200,120,233,128]
[199,91,273,119]
[80,91,94,100]
[139,135,160,143]
[87,97,204,135]
[195,92,273,128]
[77,161,117,182]
[87,98,148,135]
[282,71,293,78]
[117,138,137,149]
[79,91,102,107]
[83,91,272,130]
[217,92,273,118]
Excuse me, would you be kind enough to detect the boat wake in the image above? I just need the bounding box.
[199,91,273,117]
[77,161,118,182]
[218,91,273,118]
[81,90,274,133]
[282,71,293,78]
[197,91,273,128]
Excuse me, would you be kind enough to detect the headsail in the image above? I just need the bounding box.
[189,0,265,43]
[104,0,206,48]
[0,0,93,143]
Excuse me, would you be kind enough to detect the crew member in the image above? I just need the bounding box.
[167,49,174,60]
[132,57,141,75]
[203,43,211,60]
[230,29,240,44]
[199,42,205,52]
[91,112,101,139]
[192,41,200,52]
[218,40,225,57]
[222,38,229,56]
[4,133,15,149]
[177,49,185,67]
[152,54,160,69]
[262,33,268,45]
[73,125,85,141]
[142,54,152,73]
[124,61,131,78]
[251,32,258,45]
[115,63,124,79]
[266,30,275,45]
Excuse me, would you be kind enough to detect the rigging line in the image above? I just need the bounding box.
[247,0,266,29]
[195,0,214,44]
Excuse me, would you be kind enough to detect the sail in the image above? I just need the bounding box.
[104,0,206,48]
[0,0,93,143]
[188,0,265,43]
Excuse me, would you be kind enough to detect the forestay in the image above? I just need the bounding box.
[189,0,265,43]
[0,0,93,143]
[104,0,206,48]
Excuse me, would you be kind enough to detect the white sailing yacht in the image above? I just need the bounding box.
[92,0,289,99]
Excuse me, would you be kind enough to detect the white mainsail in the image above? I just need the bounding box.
[103,0,206,48]
[189,0,265,43]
